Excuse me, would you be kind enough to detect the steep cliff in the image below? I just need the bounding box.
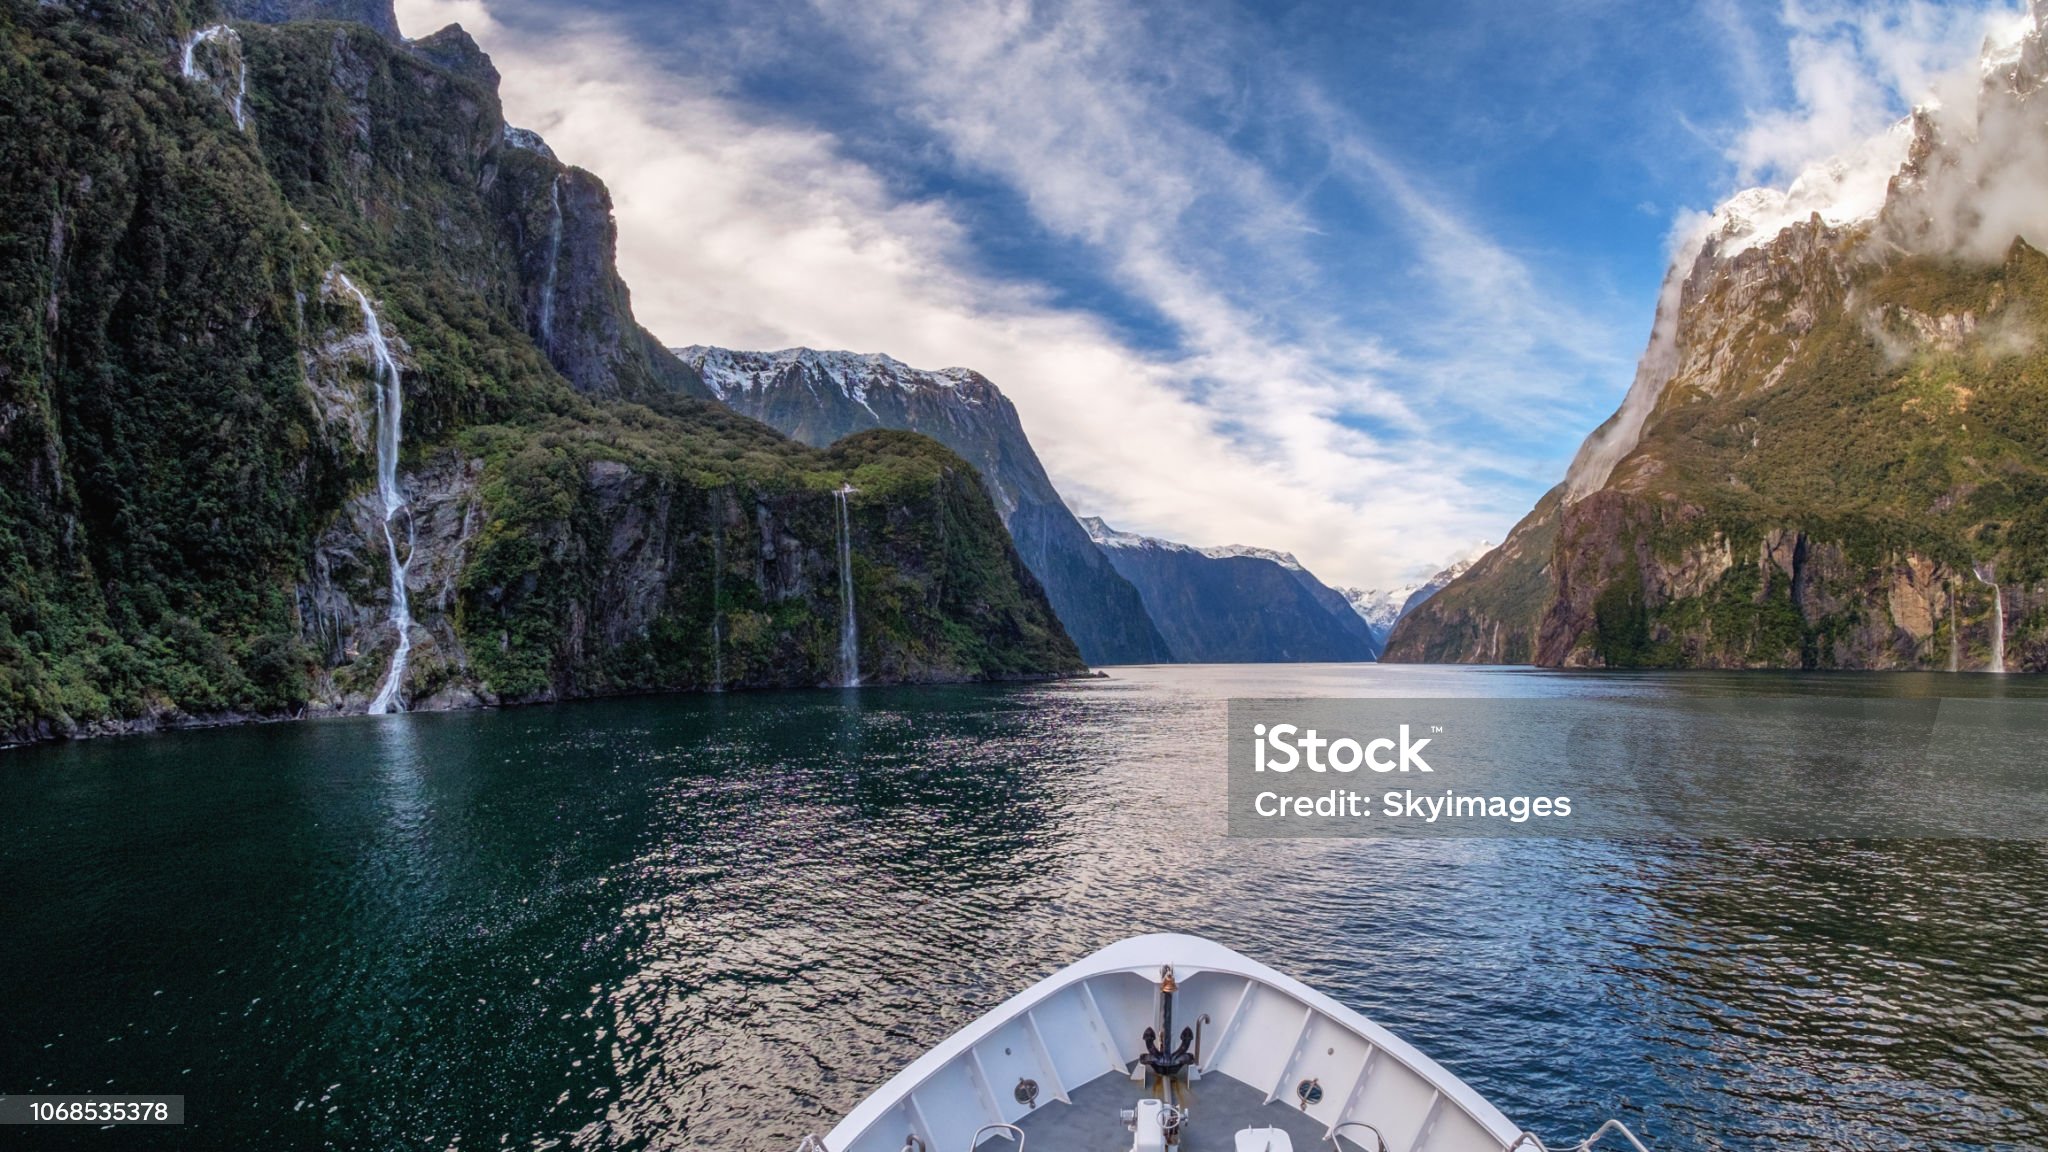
[679,347,1172,665]
[1082,520,1380,663]
[0,1,1080,744]
[1393,9,2048,672]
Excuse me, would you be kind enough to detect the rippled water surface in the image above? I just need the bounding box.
[3,666,2046,1150]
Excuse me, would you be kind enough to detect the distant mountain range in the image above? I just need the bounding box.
[679,345,1381,664]
[1081,519,1380,662]
[1337,546,1487,648]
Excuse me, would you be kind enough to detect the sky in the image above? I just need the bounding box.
[393,0,2027,590]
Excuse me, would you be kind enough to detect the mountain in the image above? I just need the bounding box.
[1339,545,1488,648]
[674,346,1173,665]
[1081,520,1381,662]
[1341,586,1418,646]
[1392,6,2048,671]
[1382,491,1563,664]
[0,0,1081,745]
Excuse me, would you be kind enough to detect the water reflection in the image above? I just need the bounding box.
[0,668,2043,1150]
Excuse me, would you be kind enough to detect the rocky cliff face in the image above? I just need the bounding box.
[0,1,1079,745]
[1393,9,2048,672]
[1082,519,1379,663]
[678,347,1171,665]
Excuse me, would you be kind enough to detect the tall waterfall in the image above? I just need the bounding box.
[710,494,725,692]
[1949,583,1961,673]
[180,25,248,130]
[1975,564,2006,674]
[834,484,860,688]
[538,176,563,346]
[335,273,415,714]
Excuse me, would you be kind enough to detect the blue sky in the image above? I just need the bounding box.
[396,0,2023,588]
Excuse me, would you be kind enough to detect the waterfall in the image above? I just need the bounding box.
[180,25,248,131]
[1949,582,1961,673]
[710,494,725,692]
[834,484,860,688]
[335,272,415,714]
[1974,563,2006,674]
[538,176,563,346]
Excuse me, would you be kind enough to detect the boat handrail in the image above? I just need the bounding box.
[968,1122,1025,1150]
[1506,1118,1650,1152]
[795,1136,830,1152]
[1329,1120,1389,1151]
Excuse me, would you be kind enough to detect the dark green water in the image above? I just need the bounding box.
[2,666,2046,1150]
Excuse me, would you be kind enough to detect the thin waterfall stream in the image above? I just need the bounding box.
[335,273,415,713]
[179,25,248,130]
[1975,564,2006,674]
[538,176,563,346]
[1950,582,1961,673]
[834,484,859,687]
[710,492,725,692]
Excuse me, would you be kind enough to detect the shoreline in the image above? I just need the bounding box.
[0,665,1104,754]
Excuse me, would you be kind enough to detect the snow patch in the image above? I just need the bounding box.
[1199,543,1304,570]
[674,346,967,412]
[1706,118,1917,258]
[1079,517,1192,554]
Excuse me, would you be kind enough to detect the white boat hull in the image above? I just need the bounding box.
[824,934,1525,1152]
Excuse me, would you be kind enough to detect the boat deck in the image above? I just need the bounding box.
[1014,1067,1358,1152]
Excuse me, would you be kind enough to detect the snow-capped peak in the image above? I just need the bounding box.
[1199,543,1304,570]
[1341,585,1420,633]
[1340,541,1492,634]
[1080,519,1311,570]
[1079,517,1190,553]
[674,345,974,412]
[1708,117,1918,257]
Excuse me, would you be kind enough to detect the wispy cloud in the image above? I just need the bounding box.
[1702,0,1775,106]
[392,0,1661,587]
[1727,0,2025,186]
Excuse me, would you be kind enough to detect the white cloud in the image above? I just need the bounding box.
[395,0,1662,582]
[393,0,1536,586]
[1729,0,2026,186]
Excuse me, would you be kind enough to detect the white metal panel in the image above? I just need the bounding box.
[1170,970,1251,1072]
[1414,1099,1503,1152]
[1279,1011,1374,1128]
[909,1059,991,1152]
[1084,971,1158,1064]
[1200,978,1258,1074]
[1349,1056,1441,1152]
[1022,1012,1071,1104]
[1028,985,1118,1092]
[844,1101,918,1152]
[1211,985,1311,1094]
[971,1016,1050,1123]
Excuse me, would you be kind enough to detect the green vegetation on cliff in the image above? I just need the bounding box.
[0,2,1080,743]
[1393,231,2048,672]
